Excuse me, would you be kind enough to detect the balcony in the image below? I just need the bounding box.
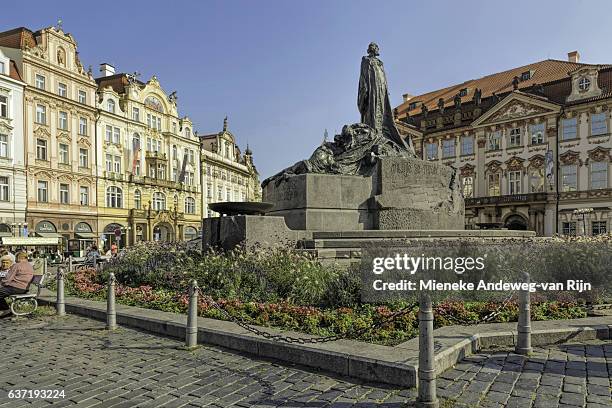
[466,192,548,206]
[146,151,167,160]
[104,171,124,181]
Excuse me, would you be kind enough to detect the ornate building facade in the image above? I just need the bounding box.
[96,67,201,249]
[0,25,98,248]
[396,52,611,236]
[200,117,260,218]
[0,48,26,237]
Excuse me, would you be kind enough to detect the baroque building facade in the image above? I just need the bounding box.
[0,48,26,237]
[0,26,98,248]
[96,66,201,249]
[200,117,260,218]
[396,52,611,236]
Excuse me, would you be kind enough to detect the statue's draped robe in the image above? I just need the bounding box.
[358,55,409,150]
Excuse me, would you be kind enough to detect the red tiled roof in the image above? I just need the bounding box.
[8,60,23,81]
[396,59,607,116]
[0,27,38,50]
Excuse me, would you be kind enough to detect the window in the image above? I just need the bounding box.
[0,176,8,201]
[426,142,437,160]
[134,190,141,209]
[134,160,141,176]
[0,61,4,75]
[114,156,121,174]
[188,149,195,163]
[157,117,161,130]
[591,112,607,136]
[225,143,230,158]
[172,145,177,160]
[509,128,521,147]
[36,104,46,124]
[488,173,501,196]
[578,77,591,91]
[530,123,545,145]
[488,131,501,150]
[58,83,67,97]
[520,71,531,81]
[459,88,468,97]
[146,137,152,152]
[529,168,545,193]
[592,221,607,236]
[172,122,177,134]
[172,168,178,182]
[77,117,87,135]
[591,161,608,189]
[207,183,212,198]
[562,118,577,140]
[462,176,473,198]
[218,187,223,201]
[508,171,521,195]
[148,164,156,178]
[35,74,45,90]
[78,90,86,104]
[185,128,191,138]
[37,180,48,202]
[59,184,69,204]
[79,186,89,206]
[442,139,455,158]
[561,164,577,192]
[226,189,231,201]
[107,99,116,113]
[59,143,69,164]
[157,163,165,179]
[113,127,120,144]
[79,148,88,168]
[185,171,194,186]
[185,197,196,214]
[132,107,140,122]
[461,136,473,155]
[36,139,47,160]
[106,125,112,143]
[0,95,6,118]
[0,134,8,158]
[153,192,166,210]
[58,111,68,130]
[106,186,123,208]
[105,154,112,172]
[562,222,576,236]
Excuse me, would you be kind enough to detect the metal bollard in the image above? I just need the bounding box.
[106,273,117,330]
[44,258,47,275]
[56,267,66,317]
[516,272,532,355]
[417,293,439,408]
[185,280,199,349]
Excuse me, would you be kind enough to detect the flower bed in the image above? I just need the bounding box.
[64,262,588,346]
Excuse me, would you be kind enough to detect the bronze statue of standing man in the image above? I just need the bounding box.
[358,42,414,155]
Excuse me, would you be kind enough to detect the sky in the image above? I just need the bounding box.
[4,0,612,179]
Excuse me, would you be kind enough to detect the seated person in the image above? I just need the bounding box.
[0,255,13,278]
[0,252,34,316]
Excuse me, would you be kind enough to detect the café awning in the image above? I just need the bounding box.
[75,232,97,239]
[1,237,60,246]
[36,232,63,239]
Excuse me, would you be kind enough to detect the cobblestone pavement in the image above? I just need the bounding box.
[1,314,610,408]
[0,314,416,407]
[438,340,612,408]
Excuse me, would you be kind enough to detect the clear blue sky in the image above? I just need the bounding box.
[5,0,612,178]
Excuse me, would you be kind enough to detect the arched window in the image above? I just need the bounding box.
[153,192,166,211]
[185,128,191,138]
[107,99,115,113]
[184,226,198,240]
[184,197,196,214]
[106,186,122,208]
[134,189,141,209]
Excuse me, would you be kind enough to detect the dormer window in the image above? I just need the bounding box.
[520,71,531,81]
[107,99,115,113]
[578,77,591,91]
[408,102,418,111]
[459,88,468,97]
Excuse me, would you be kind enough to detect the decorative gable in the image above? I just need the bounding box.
[505,156,525,171]
[471,92,560,127]
[566,66,602,103]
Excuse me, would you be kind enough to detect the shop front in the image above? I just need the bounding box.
[67,222,97,257]
[102,223,128,252]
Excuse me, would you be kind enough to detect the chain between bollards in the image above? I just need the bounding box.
[106,272,117,330]
[56,267,65,317]
[185,280,199,349]
[516,271,532,355]
[417,293,439,408]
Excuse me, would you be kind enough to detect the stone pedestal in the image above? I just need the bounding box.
[262,157,464,231]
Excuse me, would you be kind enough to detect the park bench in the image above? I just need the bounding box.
[7,274,45,316]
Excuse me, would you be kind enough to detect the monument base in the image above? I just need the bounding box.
[262,156,464,231]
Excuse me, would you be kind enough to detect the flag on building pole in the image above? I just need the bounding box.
[545,149,554,186]
[178,153,188,182]
[132,137,141,174]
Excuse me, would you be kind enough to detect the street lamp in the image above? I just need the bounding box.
[573,207,593,236]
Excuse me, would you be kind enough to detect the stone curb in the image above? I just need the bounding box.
[38,292,612,388]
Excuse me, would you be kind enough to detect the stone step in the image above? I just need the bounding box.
[311,229,536,239]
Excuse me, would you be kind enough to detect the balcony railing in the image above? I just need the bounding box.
[466,192,548,206]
